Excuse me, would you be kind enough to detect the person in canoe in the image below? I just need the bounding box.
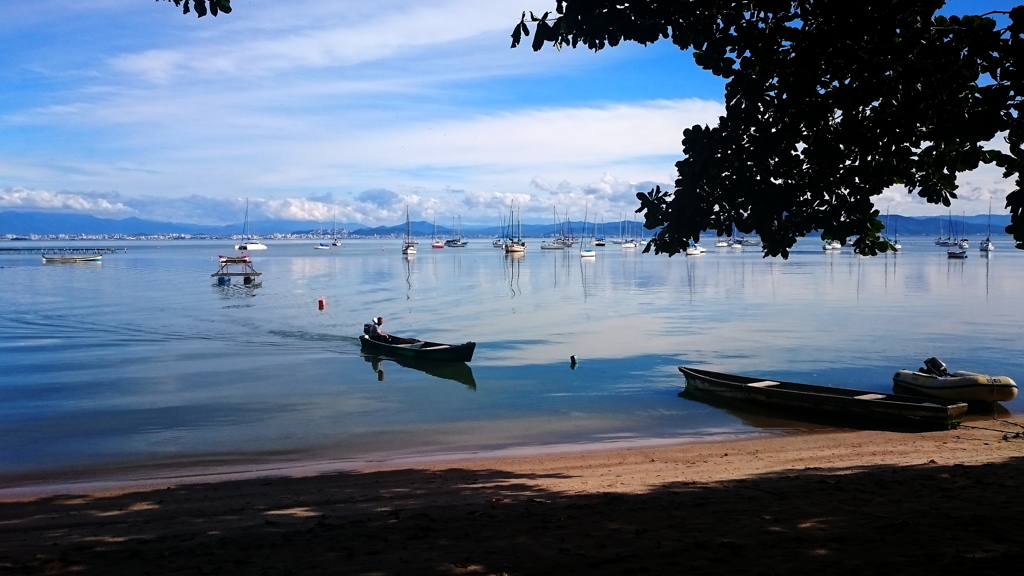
[366,317,419,345]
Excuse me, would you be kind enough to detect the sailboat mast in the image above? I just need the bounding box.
[988,200,993,239]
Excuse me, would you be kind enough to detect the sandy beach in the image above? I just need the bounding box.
[3,417,1024,575]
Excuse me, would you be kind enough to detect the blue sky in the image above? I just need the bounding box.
[0,0,1015,225]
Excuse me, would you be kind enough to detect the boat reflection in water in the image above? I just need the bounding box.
[363,355,476,389]
[678,387,834,432]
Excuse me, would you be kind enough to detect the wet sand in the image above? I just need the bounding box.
[2,417,1024,575]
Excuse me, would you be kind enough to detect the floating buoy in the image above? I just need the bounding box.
[318,298,326,310]
[570,355,578,369]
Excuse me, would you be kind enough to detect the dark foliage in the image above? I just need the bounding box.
[515,1,1024,256]
[159,0,232,18]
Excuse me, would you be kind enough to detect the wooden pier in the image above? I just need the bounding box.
[0,247,127,255]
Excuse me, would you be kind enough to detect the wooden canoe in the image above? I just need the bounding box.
[359,335,476,363]
[679,366,968,430]
[41,254,102,263]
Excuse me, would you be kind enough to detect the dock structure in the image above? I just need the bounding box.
[212,254,261,285]
[0,247,127,255]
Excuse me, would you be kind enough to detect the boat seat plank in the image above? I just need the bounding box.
[746,381,780,388]
[854,393,887,400]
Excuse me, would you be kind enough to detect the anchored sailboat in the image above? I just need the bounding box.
[402,207,417,255]
[235,199,268,250]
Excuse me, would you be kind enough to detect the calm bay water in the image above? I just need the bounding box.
[1,237,1022,486]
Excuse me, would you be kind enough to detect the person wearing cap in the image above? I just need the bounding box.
[368,317,389,342]
[367,317,418,345]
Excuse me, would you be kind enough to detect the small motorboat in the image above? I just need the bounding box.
[359,335,476,362]
[679,366,967,430]
[947,250,967,259]
[893,357,1018,403]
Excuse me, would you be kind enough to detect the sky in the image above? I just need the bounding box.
[0,0,1015,226]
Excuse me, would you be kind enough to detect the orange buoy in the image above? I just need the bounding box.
[318,298,326,310]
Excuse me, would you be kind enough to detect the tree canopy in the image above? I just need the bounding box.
[513,1,1024,257]
[160,0,231,18]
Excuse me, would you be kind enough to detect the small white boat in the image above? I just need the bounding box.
[893,357,1018,403]
[540,242,565,250]
[492,238,505,248]
[714,239,729,247]
[621,240,637,248]
[314,243,331,250]
[822,241,834,251]
[685,244,702,256]
[958,239,969,249]
[947,250,967,259]
[580,247,596,257]
[980,239,994,251]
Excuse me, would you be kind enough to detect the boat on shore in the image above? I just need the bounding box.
[893,357,1018,403]
[359,335,476,363]
[679,366,967,430]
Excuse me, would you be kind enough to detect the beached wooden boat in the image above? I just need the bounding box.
[359,335,476,362]
[679,366,967,430]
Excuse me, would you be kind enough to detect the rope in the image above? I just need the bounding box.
[957,423,1024,440]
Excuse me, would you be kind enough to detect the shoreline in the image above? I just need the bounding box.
[0,428,788,501]
[2,418,1023,574]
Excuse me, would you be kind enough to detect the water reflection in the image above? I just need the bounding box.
[678,388,831,431]
[505,252,523,298]
[213,282,261,298]
[404,254,415,299]
[363,355,476,389]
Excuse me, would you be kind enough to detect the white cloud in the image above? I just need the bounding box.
[111,0,525,82]
[0,187,135,215]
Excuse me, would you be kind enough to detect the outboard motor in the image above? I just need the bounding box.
[363,323,373,336]
[921,357,949,377]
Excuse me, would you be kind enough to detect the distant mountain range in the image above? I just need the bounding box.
[0,211,364,237]
[0,210,1012,238]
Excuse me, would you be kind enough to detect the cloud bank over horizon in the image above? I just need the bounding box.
[0,0,1016,223]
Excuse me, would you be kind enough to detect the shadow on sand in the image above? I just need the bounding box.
[3,454,1023,574]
